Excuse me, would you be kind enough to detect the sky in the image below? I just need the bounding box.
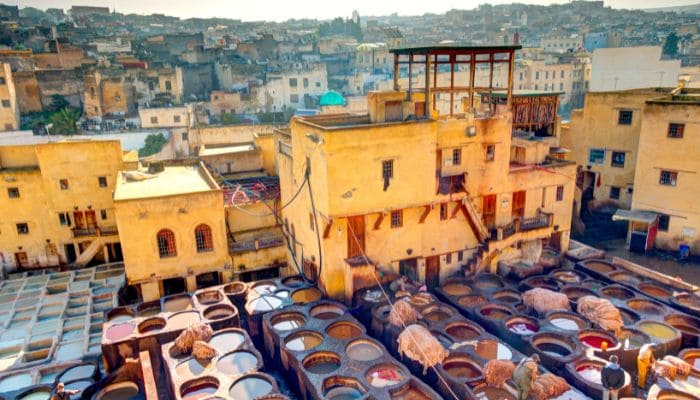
[14,0,700,22]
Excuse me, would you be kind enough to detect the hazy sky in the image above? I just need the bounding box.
[14,0,700,21]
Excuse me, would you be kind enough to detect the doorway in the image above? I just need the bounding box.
[482,194,497,229]
[425,256,440,289]
[399,258,418,282]
[581,171,596,216]
[512,191,526,220]
[85,211,97,230]
[73,211,85,230]
[14,252,28,269]
[196,272,221,289]
[162,277,186,296]
[64,244,77,263]
[346,216,365,258]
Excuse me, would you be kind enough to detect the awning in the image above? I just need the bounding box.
[612,209,658,224]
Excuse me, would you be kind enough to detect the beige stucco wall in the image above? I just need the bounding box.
[0,63,19,131]
[139,107,188,129]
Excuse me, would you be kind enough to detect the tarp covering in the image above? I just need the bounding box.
[612,209,658,224]
[397,324,448,373]
[523,288,570,314]
[577,296,624,336]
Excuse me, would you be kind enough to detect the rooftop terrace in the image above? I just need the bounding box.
[114,164,218,201]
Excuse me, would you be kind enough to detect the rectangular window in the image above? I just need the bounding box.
[658,214,670,232]
[458,251,464,262]
[535,71,540,79]
[174,115,181,123]
[98,176,107,187]
[610,186,621,200]
[1,99,10,108]
[391,210,403,228]
[611,151,625,168]
[165,80,172,91]
[382,160,393,179]
[150,116,158,124]
[59,179,69,190]
[618,110,633,125]
[560,70,564,78]
[303,77,309,88]
[668,123,685,138]
[519,72,523,80]
[182,132,188,141]
[16,223,28,234]
[556,185,564,202]
[0,77,5,84]
[440,203,448,220]
[100,210,107,220]
[452,148,461,165]
[588,148,605,164]
[7,187,19,198]
[659,170,677,186]
[446,253,452,263]
[290,94,299,103]
[559,83,564,91]
[289,78,297,87]
[316,82,321,87]
[545,71,549,79]
[486,144,495,161]
[58,212,71,226]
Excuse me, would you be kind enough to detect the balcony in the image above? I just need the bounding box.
[229,235,284,254]
[491,212,554,242]
[521,212,553,231]
[71,226,118,238]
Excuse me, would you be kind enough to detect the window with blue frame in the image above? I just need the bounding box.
[588,148,605,164]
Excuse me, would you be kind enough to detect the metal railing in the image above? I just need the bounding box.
[492,212,553,241]
[521,212,553,231]
[229,235,284,253]
[71,226,119,238]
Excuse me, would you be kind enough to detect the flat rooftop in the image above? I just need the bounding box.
[114,165,217,201]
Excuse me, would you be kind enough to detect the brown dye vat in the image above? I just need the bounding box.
[676,293,700,311]
[665,314,700,335]
[532,333,576,358]
[422,306,453,322]
[366,363,406,387]
[389,380,433,400]
[618,307,641,325]
[474,339,513,360]
[136,301,161,317]
[284,331,323,351]
[303,351,341,374]
[492,289,521,304]
[583,260,616,274]
[458,295,487,308]
[216,350,259,375]
[196,290,223,305]
[600,286,636,300]
[627,299,665,314]
[472,386,517,400]
[581,279,606,291]
[228,375,274,400]
[282,276,305,287]
[445,322,480,341]
[553,270,583,284]
[203,304,235,320]
[270,312,306,332]
[163,294,194,312]
[408,293,434,306]
[657,390,699,400]
[310,303,344,320]
[323,377,366,400]
[525,276,560,290]
[106,308,134,323]
[138,317,166,333]
[506,316,539,335]
[224,281,247,295]
[105,322,134,341]
[442,355,483,380]
[327,321,363,340]
[442,283,472,296]
[346,339,383,361]
[610,272,641,285]
[562,286,596,301]
[180,377,219,399]
[639,283,672,298]
[93,382,141,399]
[176,357,211,377]
[291,287,322,304]
[478,304,513,320]
[168,311,201,330]
[474,274,504,290]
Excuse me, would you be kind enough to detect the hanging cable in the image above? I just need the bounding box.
[305,162,323,285]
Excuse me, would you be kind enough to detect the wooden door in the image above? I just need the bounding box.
[482,194,497,229]
[346,216,365,258]
[385,101,403,122]
[15,252,28,268]
[512,191,526,220]
[414,102,426,117]
[73,211,85,229]
[399,258,418,282]
[425,256,440,289]
[85,211,97,229]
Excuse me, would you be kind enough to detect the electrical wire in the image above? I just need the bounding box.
[305,162,323,285]
[345,221,460,400]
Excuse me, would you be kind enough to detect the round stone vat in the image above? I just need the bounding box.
[310,302,343,320]
[638,283,672,298]
[327,321,363,340]
[55,362,98,383]
[284,330,323,352]
[167,311,201,330]
[600,285,636,301]
[580,260,617,275]
[291,287,322,304]
[626,299,665,315]
[617,327,652,370]
[562,286,597,302]
[432,331,454,349]
[679,348,700,371]
[365,363,407,388]
[422,305,455,322]
[346,339,383,362]
[473,274,504,291]
[441,280,473,297]
[568,358,632,399]
[657,389,700,400]
[92,381,141,400]
[531,332,580,369]
[176,357,210,377]
[282,275,305,288]
[441,354,484,384]
[0,373,33,393]
[162,294,193,313]
[573,359,603,385]
[505,316,539,335]
[458,294,487,308]
[271,312,306,332]
[303,351,341,374]
[181,377,220,399]
[224,281,247,296]
[64,380,93,394]
[445,321,481,341]
[580,279,606,291]
[552,270,585,284]
[323,376,366,400]
[228,373,275,400]
[546,311,589,331]
[15,386,52,400]
[196,290,223,305]
[477,304,514,320]
[609,271,641,286]
[105,307,134,323]
[578,329,619,351]
[674,293,700,313]
[371,304,392,337]
[209,330,245,354]
[248,295,283,313]
[252,282,277,295]
[105,322,134,342]
[665,313,700,348]
[618,307,641,325]
[492,289,522,305]
[136,301,161,318]
[638,321,681,354]
[472,386,516,400]
[408,292,434,306]
[388,379,434,400]
[138,317,166,334]
[523,276,561,291]
[203,304,236,320]
[216,350,260,375]
[474,339,513,361]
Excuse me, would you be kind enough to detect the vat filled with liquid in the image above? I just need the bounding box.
[365,364,406,388]
[284,331,323,352]
[162,294,193,313]
[445,322,480,341]
[203,304,235,320]
[327,321,363,340]
[209,331,245,354]
[323,377,366,400]
[478,304,513,320]
[346,339,383,361]
[271,312,306,331]
[506,316,539,335]
[442,282,472,296]
[228,374,274,400]
[93,382,142,400]
[180,377,219,399]
[303,351,341,374]
[638,321,678,340]
[167,311,201,330]
[216,350,259,375]
[196,290,223,305]
[578,329,618,350]
[600,285,636,300]
[310,303,343,320]
[547,312,588,331]
[474,340,513,361]
[291,287,322,304]
[627,299,665,315]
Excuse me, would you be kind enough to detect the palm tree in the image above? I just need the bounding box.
[48,108,81,135]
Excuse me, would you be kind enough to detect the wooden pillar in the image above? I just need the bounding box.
[425,52,431,115]
[469,52,476,109]
[450,54,455,116]
[507,50,515,108]
[408,54,413,100]
[393,53,399,91]
[432,54,437,114]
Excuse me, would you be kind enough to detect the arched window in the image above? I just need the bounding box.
[157,229,176,258]
[195,224,214,253]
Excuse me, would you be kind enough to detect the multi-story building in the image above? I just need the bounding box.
[515,59,574,104]
[590,47,681,91]
[0,63,19,131]
[257,63,328,112]
[0,137,125,271]
[540,34,583,53]
[276,45,576,302]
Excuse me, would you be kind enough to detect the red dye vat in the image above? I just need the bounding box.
[580,335,608,349]
[106,322,134,341]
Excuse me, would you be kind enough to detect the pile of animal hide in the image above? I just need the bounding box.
[523,288,570,314]
[397,324,448,373]
[576,296,624,336]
